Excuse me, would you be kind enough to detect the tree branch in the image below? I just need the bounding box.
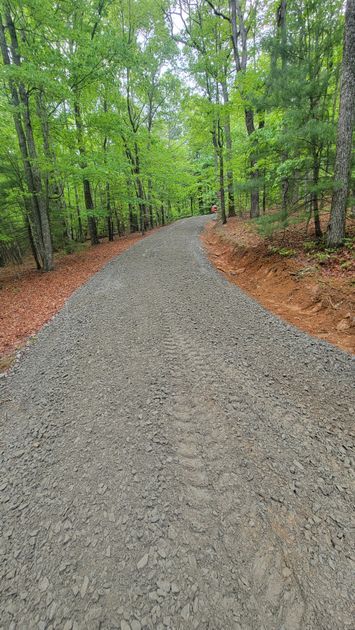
[204,0,230,23]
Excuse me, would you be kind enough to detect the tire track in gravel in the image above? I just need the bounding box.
[174,316,352,626]
[162,321,307,629]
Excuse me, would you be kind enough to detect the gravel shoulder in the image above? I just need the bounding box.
[1,216,354,629]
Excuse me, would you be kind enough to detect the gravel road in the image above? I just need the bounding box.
[1,216,354,630]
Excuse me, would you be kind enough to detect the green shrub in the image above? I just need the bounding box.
[268,246,296,257]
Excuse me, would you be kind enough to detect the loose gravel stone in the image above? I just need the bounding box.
[137,554,148,570]
[38,577,49,592]
[80,576,89,598]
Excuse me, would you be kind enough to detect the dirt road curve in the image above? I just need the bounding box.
[1,217,354,630]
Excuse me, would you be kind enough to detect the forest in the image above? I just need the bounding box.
[1,3,355,626]
[0,0,354,272]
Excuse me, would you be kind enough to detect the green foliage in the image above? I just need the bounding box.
[268,246,297,257]
[0,0,350,267]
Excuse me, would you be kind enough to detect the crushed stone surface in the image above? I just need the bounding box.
[0,216,354,629]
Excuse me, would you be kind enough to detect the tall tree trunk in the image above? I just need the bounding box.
[103,98,114,241]
[106,182,114,241]
[262,169,266,215]
[312,152,323,239]
[219,151,227,224]
[134,142,146,235]
[276,0,290,218]
[37,92,68,246]
[212,120,227,224]
[245,109,260,218]
[0,11,53,271]
[129,202,138,233]
[198,185,204,215]
[230,0,259,218]
[115,210,123,236]
[26,213,41,270]
[221,79,236,217]
[327,0,355,246]
[74,100,99,245]
[148,178,154,228]
[74,183,84,241]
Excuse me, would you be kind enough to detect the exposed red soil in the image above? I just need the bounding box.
[0,232,149,366]
[202,216,355,354]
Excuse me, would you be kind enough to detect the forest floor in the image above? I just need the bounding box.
[202,213,355,354]
[0,231,151,370]
[0,216,354,629]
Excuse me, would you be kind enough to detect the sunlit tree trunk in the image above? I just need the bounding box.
[0,10,53,271]
[230,0,260,218]
[221,79,236,217]
[327,0,355,246]
[74,100,99,245]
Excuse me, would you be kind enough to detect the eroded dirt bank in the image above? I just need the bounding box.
[202,217,355,354]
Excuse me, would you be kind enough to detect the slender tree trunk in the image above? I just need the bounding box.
[198,185,204,215]
[230,1,259,218]
[219,151,227,224]
[277,0,290,217]
[103,98,114,241]
[129,202,138,233]
[134,142,146,235]
[212,120,227,224]
[148,178,154,228]
[8,17,53,270]
[37,92,69,247]
[74,183,84,241]
[262,170,266,215]
[0,12,53,271]
[106,182,114,241]
[312,153,323,239]
[245,109,260,218]
[221,79,236,217]
[74,100,99,245]
[327,0,355,246]
[83,178,99,244]
[26,214,41,270]
[115,210,123,236]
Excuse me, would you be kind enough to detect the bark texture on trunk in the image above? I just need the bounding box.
[74,184,84,241]
[312,152,323,239]
[134,143,146,235]
[230,0,260,218]
[327,0,355,246]
[212,121,227,225]
[219,152,227,224]
[0,11,54,271]
[221,80,236,217]
[106,182,114,241]
[74,100,99,245]
[245,109,260,218]
[129,203,139,233]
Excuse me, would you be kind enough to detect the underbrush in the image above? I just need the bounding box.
[61,241,87,255]
[251,209,354,276]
